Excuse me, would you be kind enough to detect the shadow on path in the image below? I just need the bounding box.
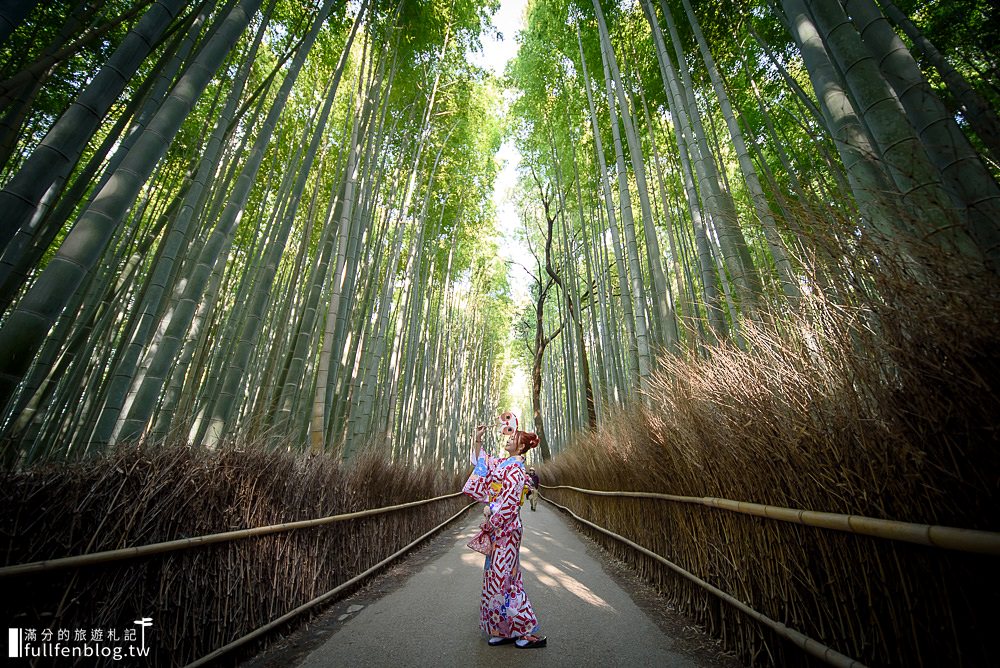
[256,502,738,668]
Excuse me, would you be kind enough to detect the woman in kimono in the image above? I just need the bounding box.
[464,418,547,649]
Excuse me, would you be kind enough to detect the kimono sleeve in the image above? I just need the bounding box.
[462,447,493,503]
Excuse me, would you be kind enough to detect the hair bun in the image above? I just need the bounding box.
[520,431,540,450]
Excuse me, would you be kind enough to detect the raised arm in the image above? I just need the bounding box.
[470,424,487,465]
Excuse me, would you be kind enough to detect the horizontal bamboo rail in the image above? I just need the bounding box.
[183,502,476,667]
[0,491,466,577]
[541,485,1000,555]
[542,494,867,668]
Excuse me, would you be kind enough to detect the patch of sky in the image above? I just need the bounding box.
[465,1,532,306]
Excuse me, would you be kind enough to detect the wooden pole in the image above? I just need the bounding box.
[541,485,1000,555]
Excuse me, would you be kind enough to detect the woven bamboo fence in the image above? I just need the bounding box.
[541,248,1000,667]
[542,492,866,668]
[543,486,1000,666]
[0,446,469,666]
[542,467,997,667]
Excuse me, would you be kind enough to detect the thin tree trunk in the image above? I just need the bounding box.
[576,22,640,387]
[681,0,800,303]
[655,0,763,314]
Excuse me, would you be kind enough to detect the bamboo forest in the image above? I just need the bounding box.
[0,0,997,666]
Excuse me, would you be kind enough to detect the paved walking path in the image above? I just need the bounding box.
[281,502,735,668]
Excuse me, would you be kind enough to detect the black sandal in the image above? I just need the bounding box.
[515,634,547,648]
[488,636,515,646]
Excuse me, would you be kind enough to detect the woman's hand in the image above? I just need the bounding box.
[482,505,492,519]
[472,424,487,462]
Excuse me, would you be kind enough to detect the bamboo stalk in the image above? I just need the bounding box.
[541,485,1000,555]
[183,502,475,667]
[0,492,465,577]
[543,494,866,668]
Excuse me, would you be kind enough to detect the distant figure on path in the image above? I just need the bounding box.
[462,412,547,649]
[526,467,540,511]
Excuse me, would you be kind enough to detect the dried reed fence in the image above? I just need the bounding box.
[541,492,864,668]
[542,245,1000,667]
[0,445,468,666]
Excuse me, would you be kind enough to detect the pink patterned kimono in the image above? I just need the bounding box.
[463,452,539,638]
